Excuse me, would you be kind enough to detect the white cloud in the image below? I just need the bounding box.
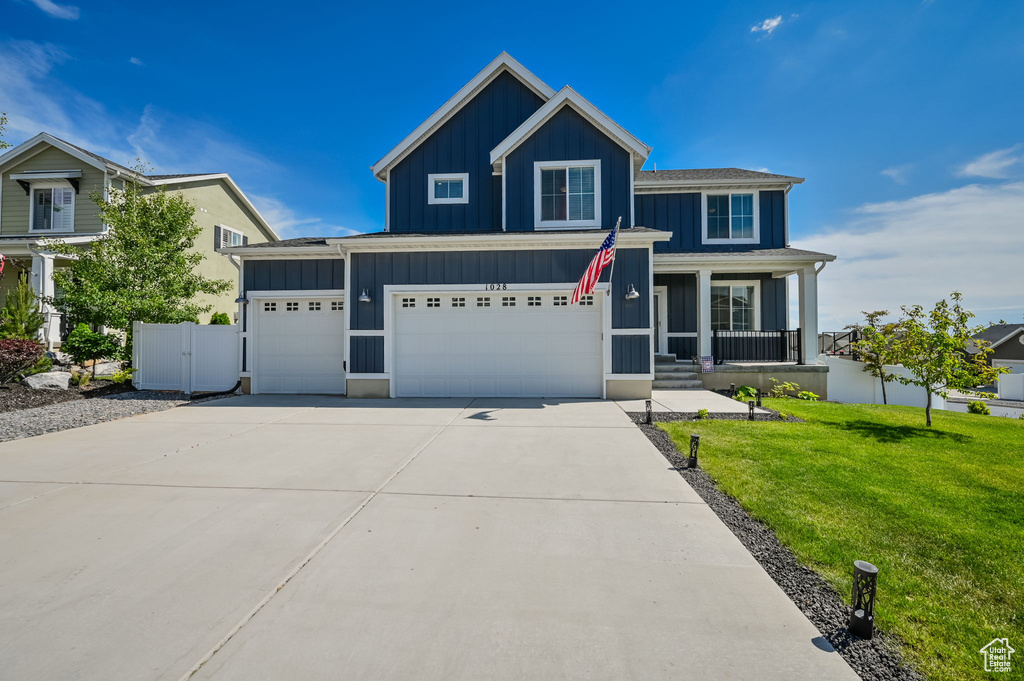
[880,164,911,184]
[249,194,362,240]
[129,57,144,66]
[26,0,79,20]
[793,182,1024,329]
[957,144,1023,179]
[751,15,783,35]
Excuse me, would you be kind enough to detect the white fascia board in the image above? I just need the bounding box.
[223,247,339,258]
[653,255,835,272]
[10,170,83,180]
[489,86,652,167]
[149,173,281,241]
[0,134,108,172]
[635,179,802,193]
[328,230,670,253]
[370,52,556,181]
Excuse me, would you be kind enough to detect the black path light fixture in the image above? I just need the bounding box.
[688,434,700,468]
[729,383,736,397]
[645,399,653,424]
[756,390,762,408]
[748,401,755,420]
[849,560,879,639]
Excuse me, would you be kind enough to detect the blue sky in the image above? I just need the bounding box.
[3,0,1023,327]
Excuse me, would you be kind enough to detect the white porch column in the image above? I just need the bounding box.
[697,268,712,359]
[31,253,58,350]
[797,265,818,365]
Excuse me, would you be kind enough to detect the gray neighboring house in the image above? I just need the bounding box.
[972,323,1024,374]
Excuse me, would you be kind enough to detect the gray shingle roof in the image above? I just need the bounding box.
[232,228,667,248]
[654,247,835,259]
[241,237,332,248]
[973,323,1024,344]
[48,135,137,174]
[147,173,218,180]
[636,168,804,183]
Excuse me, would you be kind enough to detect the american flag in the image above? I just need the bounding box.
[570,218,621,305]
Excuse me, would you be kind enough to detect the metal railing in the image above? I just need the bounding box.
[713,329,802,363]
[820,330,859,359]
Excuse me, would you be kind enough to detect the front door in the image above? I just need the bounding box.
[653,286,669,355]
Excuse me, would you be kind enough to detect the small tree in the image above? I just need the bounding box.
[0,272,46,339]
[891,292,1008,426]
[63,323,123,377]
[849,310,901,405]
[0,112,11,150]
[47,168,231,354]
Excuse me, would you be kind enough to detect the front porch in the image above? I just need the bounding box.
[0,244,73,349]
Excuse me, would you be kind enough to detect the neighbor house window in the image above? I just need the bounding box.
[218,225,244,248]
[711,283,759,331]
[534,160,601,228]
[427,173,469,204]
[704,192,758,243]
[31,186,75,232]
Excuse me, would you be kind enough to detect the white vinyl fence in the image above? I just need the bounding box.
[133,321,239,394]
[998,374,1024,401]
[821,355,946,409]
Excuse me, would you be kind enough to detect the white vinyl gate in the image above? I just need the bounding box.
[133,321,239,394]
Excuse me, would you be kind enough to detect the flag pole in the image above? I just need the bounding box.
[604,216,622,299]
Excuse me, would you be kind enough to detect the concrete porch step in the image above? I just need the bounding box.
[655,371,699,381]
[654,363,697,373]
[652,379,704,389]
[654,354,678,363]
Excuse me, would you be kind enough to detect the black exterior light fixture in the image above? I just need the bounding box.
[645,399,653,424]
[756,390,763,408]
[688,434,700,468]
[849,560,879,639]
[234,293,247,305]
[625,284,640,300]
[748,401,755,420]
[358,288,371,303]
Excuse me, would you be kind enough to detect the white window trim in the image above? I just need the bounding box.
[710,279,761,331]
[427,173,469,205]
[219,224,244,248]
[29,181,76,233]
[701,191,759,245]
[533,159,602,230]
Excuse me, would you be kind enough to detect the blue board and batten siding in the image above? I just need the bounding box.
[350,336,384,374]
[636,190,786,252]
[612,336,650,374]
[505,106,632,232]
[388,71,544,232]
[243,259,345,292]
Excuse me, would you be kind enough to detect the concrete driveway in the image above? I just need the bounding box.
[0,396,856,681]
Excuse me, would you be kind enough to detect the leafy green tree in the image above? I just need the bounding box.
[891,292,1008,426]
[46,170,231,354]
[63,323,123,376]
[0,272,46,339]
[849,310,901,405]
[0,112,11,150]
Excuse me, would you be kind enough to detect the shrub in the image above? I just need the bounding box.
[0,272,45,339]
[0,338,45,383]
[209,312,231,325]
[797,391,820,401]
[734,385,758,402]
[22,354,53,378]
[696,408,710,420]
[768,378,801,398]
[111,367,137,384]
[967,400,991,415]
[63,324,123,376]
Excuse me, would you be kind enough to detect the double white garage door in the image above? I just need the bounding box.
[252,291,603,397]
[393,292,603,398]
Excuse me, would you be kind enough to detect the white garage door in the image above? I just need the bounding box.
[393,292,603,398]
[254,297,346,394]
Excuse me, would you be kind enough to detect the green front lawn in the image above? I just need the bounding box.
[661,401,1023,681]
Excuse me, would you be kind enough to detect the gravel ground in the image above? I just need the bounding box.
[0,391,191,443]
[630,412,923,681]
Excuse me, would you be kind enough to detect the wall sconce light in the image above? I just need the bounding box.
[358,288,371,303]
[625,284,640,300]
[234,293,247,304]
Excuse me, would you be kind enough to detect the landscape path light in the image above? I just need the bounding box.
[645,399,653,424]
[849,560,879,640]
[688,433,700,468]
[748,401,755,420]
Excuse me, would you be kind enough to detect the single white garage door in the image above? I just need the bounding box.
[254,297,346,394]
[393,292,602,398]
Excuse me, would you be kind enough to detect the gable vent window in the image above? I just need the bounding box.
[578,295,594,306]
[704,192,758,243]
[331,301,343,311]
[308,301,321,311]
[535,161,601,229]
[553,296,568,306]
[452,297,466,308]
[502,296,516,307]
[218,225,244,249]
[426,297,440,308]
[285,302,299,312]
[31,187,75,232]
[263,302,277,312]
[402,298,416,308]
[427,173,469,205]
[476,297,491,308]
[527,296,541,307]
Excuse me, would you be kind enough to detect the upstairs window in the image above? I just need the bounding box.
[219,225,244,249]
[427,173,469,204]
[703,192,758,243]
[711,283,759,331]
[31,186,75,232]
[534,160,601,228]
